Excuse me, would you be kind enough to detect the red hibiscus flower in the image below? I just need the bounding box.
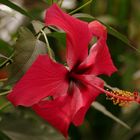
[8,4,139,139]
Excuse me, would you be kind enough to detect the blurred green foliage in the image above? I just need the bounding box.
[0,0,140,140]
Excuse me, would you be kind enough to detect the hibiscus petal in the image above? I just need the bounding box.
[45,4,91,69]
[7,55,69,106]
[32,98,70,138]
[32,82,84,138]
[77,21,117,76]
[32,74,104,137]
[72,74,104,126]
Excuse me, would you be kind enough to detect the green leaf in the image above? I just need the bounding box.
[0,0,33,19]
[48,32,66,47]
[73,13,139,52]
[43,0,51,5]
[43,0,58,5]
[0,40,13,54]
[32,20,45,33]
[31,20,50,35]
[92,102,130,129]
[32,20,66,47]
[7,27,47,85]
[0,111,65,140]
[0,131,11,140]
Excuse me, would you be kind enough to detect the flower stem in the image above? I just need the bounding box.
[37,33,41,40]
[69,0,93,15]
[35,26,46,37]
[0,89,12,96]
[40,29,53,59]
[0,53,14,68]
[59,0,64,7]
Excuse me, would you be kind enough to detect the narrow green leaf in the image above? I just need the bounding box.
[0,0,33,19]
[0,131,11,140]
[73,13,139,52]
[69,0,93,15]
[92,102,130,129]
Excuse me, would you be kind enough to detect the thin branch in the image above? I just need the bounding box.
[69,0,93,15]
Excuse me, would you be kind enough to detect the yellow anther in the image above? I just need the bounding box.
[105,89,137,106]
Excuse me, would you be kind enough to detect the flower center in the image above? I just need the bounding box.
[89,82,140,106]
[71,73,140,106]
[67,71,85,95]
[67,72,140,106]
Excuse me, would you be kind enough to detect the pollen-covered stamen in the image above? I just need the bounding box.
[105,89,138,106]
[94,85,139,106]
[69,73,140,105]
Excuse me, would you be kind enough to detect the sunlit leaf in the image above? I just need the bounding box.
[32,20,45,33]
[32,21,65,48]
[7,27,47,85]
[92,102,130,129]
[32,20,50,36]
